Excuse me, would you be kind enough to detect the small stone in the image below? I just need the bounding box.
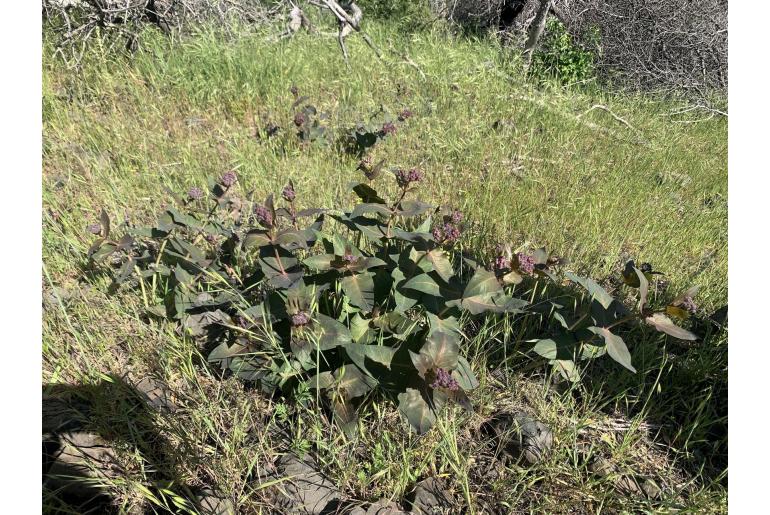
[588,457,617,478]
[642,478,662,499]
[410,477,453,514]
[133,376,178,413]
[616,475,642,495]
[44,432,120,496]
[276,454,341,514]
[484,411,553,465]
[197,487,236,515]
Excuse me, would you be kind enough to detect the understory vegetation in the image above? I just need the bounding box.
[43,17,727,514]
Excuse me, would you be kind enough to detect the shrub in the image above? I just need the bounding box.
[87,165,698,434]
[530,18,596,86]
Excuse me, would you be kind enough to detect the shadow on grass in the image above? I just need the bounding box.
[42,376,199,514]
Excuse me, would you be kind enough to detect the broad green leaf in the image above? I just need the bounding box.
[645,313,697,340]
[398,388,436,434]
[334,366,376,400]
[340,272,375,312]
[392,268,419,313]
[565,272,614,309]
[553,359,580,382]
[91,242,118,262]
[315,313,353,349]
[426,312,460,337]
[532,333,576,360]
[342,343,397,373]
[275,230,308,250]
[425,249,453,282]
[332,398,358,437]
[420,331,460,370]
[398,200,434,217]
[351,203,394,219]
[463,268,502,298]
[452,356,478,390]
[259,245,301,287]
[303,254,335,270]
[403,273,441,296]
[391,228,433,243]
[307,371,335,389]
[633,267,649,312]
[349,314,374,343]
[588,326,636,373]
[351,182,386,204]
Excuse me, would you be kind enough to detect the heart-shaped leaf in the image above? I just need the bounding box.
[398,388,436,434]
[341,272,375,312]
[645,313,697,340]
[588,326,636,373]
[402,273,441,296]
[425,249,453,282]
[566,272,614,309]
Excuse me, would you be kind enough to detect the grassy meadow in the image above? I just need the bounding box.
[43,21,727,514]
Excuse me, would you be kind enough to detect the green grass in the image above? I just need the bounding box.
[43,21,727,513]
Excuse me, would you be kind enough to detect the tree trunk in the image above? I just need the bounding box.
[523,0,552,65]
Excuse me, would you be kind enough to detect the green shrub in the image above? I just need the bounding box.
[87,157,699,434]
[530,18,597,86]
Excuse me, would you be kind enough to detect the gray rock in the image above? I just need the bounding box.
[44,432,120,496]
[133,376,178,412]
[197,488,236,515]
[276,454,341,514]
[410,477,453,514]
[641,478,662,499]
[588,457,617,478]
[350,499,408,515]
[486,411,553,465]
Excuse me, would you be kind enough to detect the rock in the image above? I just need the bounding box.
[197,488,236,515]
[588,457,617,478]
[132,376,178,412]
[641,478,662,499]
[275,454,341,514]
[350,499,408,515]
[42,395,89,433]
[484,411,553,465]
[410,477,453,514]
[44,432,120,497]
[616,475,642,495]
[366,499,408,514]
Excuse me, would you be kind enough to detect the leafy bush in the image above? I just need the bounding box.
[87,164,698,434]
[530,18,596,86]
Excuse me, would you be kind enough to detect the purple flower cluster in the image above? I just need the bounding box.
[432,210,463,245]
[291,311,311,327]
[431,368,459,391]
[398,109,413,120]
[342,253,357,264]
[380,121,397,136]
[282,183,296,202]
[294,112,306,127]
[493,255,511,273]
[220,171,238,187]
[188,187,204,200]
[87,223,102,235]
[254,205,274,227]
[516,253,536,275]
[432,223,461,245]
[680,296,698,313]
[395,167,423,189]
